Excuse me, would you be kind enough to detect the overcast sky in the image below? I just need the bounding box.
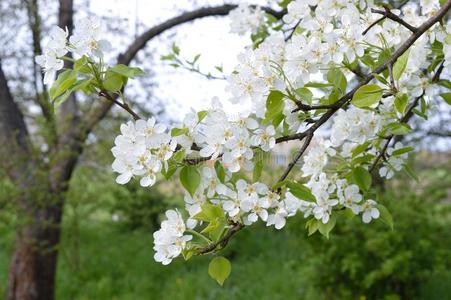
[89,0,269,119]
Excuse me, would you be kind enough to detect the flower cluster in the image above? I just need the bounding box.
[111,118,174,186]
[35,16,110,84]
[35,0,450,271]
[153,210,193,265]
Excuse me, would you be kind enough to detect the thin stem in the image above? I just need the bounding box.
[372,7,418,33]
[277,133,313,183]
[197,222,244,255]
[98,91,141,120]
[186,229,212,244]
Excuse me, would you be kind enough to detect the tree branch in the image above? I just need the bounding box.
[26,0,57,144]
[0,59,34,182]
[363,5,418,35]
[371,6,418,33]
[278,133,313,183]
[187,1,450,255]
[197,221,244,255]
[82,4,285,134]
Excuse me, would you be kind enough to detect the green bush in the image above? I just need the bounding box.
[295,169,451,300]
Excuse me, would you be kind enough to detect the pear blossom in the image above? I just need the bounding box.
[153,210,192,265]
[361,200,380,223]
[69,16,111,57]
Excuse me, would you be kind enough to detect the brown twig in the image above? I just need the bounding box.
[292,102,335,113]
[99,91,141,120]
[369,91,424,173]
[278,132,314,183]
[363,5,418,35]
[191,1,450,255]
[372,6,418,33]
[197,221,244,254]
[285,19,302,41]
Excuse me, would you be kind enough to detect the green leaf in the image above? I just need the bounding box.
[386,123,411,135]
[265,90,285,122]
[394,93,408,114]
[208,256,231,286]
[372,73,389,86]
[352,167,372,191]
[49,70,77,100]
[162,161,178,180]
[305,218,320,236]
[103,69,124,92]
[161,54,176,61]
[197,110,208,122]
[179,166,200,196]
[253,159,263,182]
[171,127,189,137]
[393,49,410,81]
[278,0,292,8]
[73,56,91,73]
[403,164,419,182]
[440,93,451,105]
[351,84,383,108]
[53,90,72,108]
[109,64,144,78]
[172,43,180,55]
[286,181,316,202]
[327,68,347,93]
[318,215,336,239]
[351,154,375,166]
[352,142,371,158]
[391,146,414,156]
[305,82,334,88]
[214,161,226,183]
[376,204,393,230]
[193,203,224,222]
[295,87,313,103]
[201,217,226,241]
[437,79,451,90]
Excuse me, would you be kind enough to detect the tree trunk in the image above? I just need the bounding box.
[6,198,63,300]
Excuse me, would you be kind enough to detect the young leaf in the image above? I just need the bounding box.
[214,161,226,183]
[394,93,408,114]
[265,90,284,122]
[193,202,225,222]
[318,215,336,239]
[172,43,180,55]
[208,256,231,286]
[327,68,347,93]
[386,123,411,135]
[391,146,414,156]
[376,204,393,230]
[352,166,372,191]
[253,159,263,182]
[103,69,124,92]
[171,127,189,137]
[179,166,200,196]
[306,218,320,236]
[197,110,208,122]
[440,93,451,105]
[49,70,77,100]
[403,164,419,182]
[295,87,313,103]
[286,181,316,202]
[109,64,144,78]
[393,49,410,81]
[351,84,383,108]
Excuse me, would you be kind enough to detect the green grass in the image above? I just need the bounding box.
[1,158,450,299]
[54,221,315,300]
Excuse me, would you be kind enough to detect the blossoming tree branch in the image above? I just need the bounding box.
[36,0,450,285]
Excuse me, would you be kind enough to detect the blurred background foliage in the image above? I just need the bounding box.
[1,149,450,300]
